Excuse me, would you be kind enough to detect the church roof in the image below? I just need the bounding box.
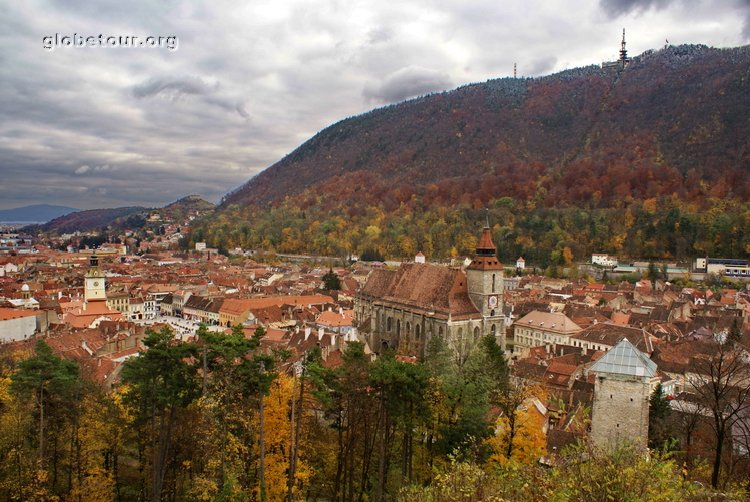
[589,338,657,379]
[360,263,481,320]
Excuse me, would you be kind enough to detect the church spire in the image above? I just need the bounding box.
[467,217,502,270]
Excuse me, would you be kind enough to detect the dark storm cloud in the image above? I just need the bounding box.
[363,66,452,104]
[599,0,672,17]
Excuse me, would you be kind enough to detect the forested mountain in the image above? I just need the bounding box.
[194,44,750,264]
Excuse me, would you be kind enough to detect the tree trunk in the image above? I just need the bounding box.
[712,427,724,488]
[153,408,175,502]
[38,386,45,464]
[376,398,387,502]
[288,368,305,502]
[259,391,267,502]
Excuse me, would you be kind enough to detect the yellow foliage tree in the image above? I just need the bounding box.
[257,373,312,501]
[487,397,547,466]
[68,393,120,501]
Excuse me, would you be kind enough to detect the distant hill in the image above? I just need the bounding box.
[0,204,78,223]
[159,195,215,223]
[34,206,150,234]
[25,195,214,235]
[193,44,750,263]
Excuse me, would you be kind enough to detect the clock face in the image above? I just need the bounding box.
[488,295,498,307]
[93,281,99,287]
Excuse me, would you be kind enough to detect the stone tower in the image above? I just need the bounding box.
[84,253,106,303]
[589,338,657,449]
[466,218,505,348]
[466,218,503,317]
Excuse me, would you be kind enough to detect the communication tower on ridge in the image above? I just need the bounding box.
[602,28,631,71]
[619,28,630,65]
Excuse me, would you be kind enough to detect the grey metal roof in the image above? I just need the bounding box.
[590,338,657,378]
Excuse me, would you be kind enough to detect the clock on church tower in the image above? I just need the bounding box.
[466,218,504,317]
[84,253,106,302]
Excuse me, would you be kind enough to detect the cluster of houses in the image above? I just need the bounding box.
[2,219,750,456]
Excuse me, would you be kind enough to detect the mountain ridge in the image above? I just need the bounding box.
[221,44,750,212]
[189,44,750,262]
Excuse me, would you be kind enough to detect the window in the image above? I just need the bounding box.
[492,274,496,292]
[387,317,392,332]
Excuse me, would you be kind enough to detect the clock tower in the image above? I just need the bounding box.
[466,217,504,318]
[84,253,106,302]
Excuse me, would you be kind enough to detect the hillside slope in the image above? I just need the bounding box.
[197,45,750,264]
[224,44,750,209]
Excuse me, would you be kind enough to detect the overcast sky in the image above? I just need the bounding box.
[1,0,748,210]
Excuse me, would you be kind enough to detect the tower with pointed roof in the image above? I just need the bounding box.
[465,216,505,347]
[589,338,657,449]
[466,216,504,318]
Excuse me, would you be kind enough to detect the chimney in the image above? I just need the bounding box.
[304,326,311,341]
[331,333,337,348]
[295,325,300,334]
[318,328,324,341]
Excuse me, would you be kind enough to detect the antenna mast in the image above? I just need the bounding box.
[619,28,629,64]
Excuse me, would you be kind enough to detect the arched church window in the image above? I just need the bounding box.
[387,317,392,332]
[415,324,421,340]
[473,326,480,342]
[492,274,496,293]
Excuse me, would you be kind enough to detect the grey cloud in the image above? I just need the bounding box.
[367,27,394,44]
[363,66,452,103]
[132,76,249,118]
[599,0,672,17]
[526,56,558,76]
[741,0,750,40]
[132,76,215,98]
[74,164,115,175]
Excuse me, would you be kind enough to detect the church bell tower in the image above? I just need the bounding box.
[466,215,504,318]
